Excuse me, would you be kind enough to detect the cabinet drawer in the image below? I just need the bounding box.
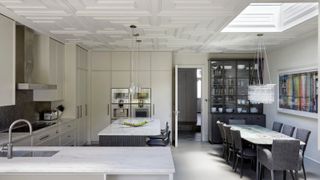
[39,136,60,146]
[61,130,75,146]
[14,136,32,146]
[61,120,76,134]
[33,127,59,145]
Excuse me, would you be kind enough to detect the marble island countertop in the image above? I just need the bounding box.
[0,146,175,175]
[98,118,161,136]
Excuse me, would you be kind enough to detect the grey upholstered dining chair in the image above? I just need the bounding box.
[146,131,171,146]
[231,129,256,178]
[257,139,300,180]
[296,128,311,180]
[223,124,233,163]
[229,119,246,125]
[217,121,227,159]
[272,121,283,132]
[149,122,169,139]
[281,124,296,137]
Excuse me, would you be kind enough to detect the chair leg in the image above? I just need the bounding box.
[271,170,275,180]
[290,170,295,180]
[283,170,286,180]
[295,170,299,180]
[240,156,244,178]
[302,160,306,180]
[232,152,236,170]
[228,149,231,163]
[258,163,262,180]
[234,156,239,172]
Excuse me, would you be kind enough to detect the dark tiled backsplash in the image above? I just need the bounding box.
[0,91,51,131]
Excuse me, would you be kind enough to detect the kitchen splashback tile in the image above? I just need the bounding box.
[0,90,51,131]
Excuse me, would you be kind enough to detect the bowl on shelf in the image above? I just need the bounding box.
[250,107,258,113]
[226,108,233,113]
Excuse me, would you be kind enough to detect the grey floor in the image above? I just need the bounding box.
[172,132,320,180]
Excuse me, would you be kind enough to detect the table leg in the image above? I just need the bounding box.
[104,174,107,180]
[256,145,259,180]
[169,174,173,180]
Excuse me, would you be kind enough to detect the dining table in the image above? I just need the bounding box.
[230,125,305,180]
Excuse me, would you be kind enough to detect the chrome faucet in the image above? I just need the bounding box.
[7,119,33,159]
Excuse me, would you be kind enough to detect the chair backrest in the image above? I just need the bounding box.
[281,124,295,137]
[165,122,169,132]
[296,128,311,155]
[272,139,300,170]
[164,131,171,145]
[229,119,246,125]
[223,125,232,145]
[272,121,283,132]
[217,121,226,142]
[230,129,242,151]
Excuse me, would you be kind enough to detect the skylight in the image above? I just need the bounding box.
[222,3,318,32]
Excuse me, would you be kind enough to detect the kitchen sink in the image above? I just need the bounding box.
[0,150,59,157]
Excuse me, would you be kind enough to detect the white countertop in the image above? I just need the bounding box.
[0,146,175,174]
[0,118,75,146]
[98,118,161,136]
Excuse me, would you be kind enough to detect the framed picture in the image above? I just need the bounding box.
[278,67,318,119]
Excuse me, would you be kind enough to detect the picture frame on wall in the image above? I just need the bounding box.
[278,67,318,119]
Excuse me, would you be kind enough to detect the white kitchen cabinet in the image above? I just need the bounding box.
[91,51,112,70]
[136,52,151,71]
[76,47,89,146]
[137,71,151,88]
[63,44,89,146]
[91,71,111,142]
[112,71,130,88]
[33,38,65,101]
[0,15,15,106]
[151,71,172,129]
[111,52,131,70]
[14,136,32,146]
[151,52,172,71]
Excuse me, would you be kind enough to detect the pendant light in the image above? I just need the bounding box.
[248,34,276,104]
[129,25,143,95]
[136,39,142,94]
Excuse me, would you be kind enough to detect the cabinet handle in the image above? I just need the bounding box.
[153,104,155,116]
[85,104,88,116]
[107,104,110,116]
[76,106,79,119]
[80,105,83,118]
[56,130,59,134]
[39,135,50,141]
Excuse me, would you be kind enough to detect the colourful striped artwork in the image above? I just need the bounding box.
[279,70,318,113]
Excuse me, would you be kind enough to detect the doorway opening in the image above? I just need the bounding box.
[176,68,202,142]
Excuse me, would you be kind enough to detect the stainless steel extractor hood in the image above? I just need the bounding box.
[17,83,57,90]
[16,25,57,90]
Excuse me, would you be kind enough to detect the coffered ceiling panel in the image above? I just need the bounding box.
[0,0,317,52]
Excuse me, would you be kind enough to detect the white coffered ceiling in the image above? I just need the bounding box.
[0,0,317,52]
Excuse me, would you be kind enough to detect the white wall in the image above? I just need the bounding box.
[264,33,320,163]
[173,53,209,141]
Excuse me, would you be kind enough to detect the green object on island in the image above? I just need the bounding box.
[123,120,148,127]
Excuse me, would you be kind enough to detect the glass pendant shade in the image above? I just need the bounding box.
[248,84,275,104]
[248,34,275,104]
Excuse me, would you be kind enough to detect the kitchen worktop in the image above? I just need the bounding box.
[0,118,75,146]
[0,146,175,174]
[98,118,161,136]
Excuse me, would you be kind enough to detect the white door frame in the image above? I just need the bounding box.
[174,64,205,147]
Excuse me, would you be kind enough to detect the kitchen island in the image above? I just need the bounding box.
[0,146,175,180]
[98,118,161,146]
